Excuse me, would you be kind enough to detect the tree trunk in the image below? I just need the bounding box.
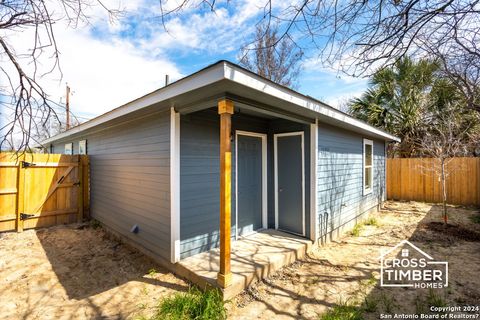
[441,158,448,224]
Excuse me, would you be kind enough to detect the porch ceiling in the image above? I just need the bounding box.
[173,81,316,125]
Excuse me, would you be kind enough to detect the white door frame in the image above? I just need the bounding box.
[235,130,268,239]
[274,131,305,236]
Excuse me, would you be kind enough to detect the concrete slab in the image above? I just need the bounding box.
[175,229,312,300]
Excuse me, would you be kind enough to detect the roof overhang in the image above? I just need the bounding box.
[42,61,400,145]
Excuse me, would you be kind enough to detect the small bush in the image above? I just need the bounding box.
[149,287,226,320]
[90,219,101,229]
[350,224,363,237]
[148,268,157,276]
[381,293,395,314]
[364,217,379,227]
[426,289,447,308]
[469,215,480,224]
[415,296,427,315]
[320,301,364,320]
[362,296,378,313]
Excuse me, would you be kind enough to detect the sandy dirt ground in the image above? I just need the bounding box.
[0,224,188,320]
[228,201,480,319]
[1,201,479,320]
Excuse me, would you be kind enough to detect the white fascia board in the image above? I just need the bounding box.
[223,63,400,142]
[42,63,225,145]
[43,60,399,145]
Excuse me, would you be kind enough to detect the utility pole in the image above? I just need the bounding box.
[66,84,70,130]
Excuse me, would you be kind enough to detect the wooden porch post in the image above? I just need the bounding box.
[217,99,234,288]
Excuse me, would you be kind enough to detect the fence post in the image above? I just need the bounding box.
[77,155,84,222]
[15,154,25,232]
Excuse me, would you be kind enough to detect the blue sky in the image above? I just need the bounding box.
[2,0,369,124]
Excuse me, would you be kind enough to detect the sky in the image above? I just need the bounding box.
[1,0,368,125]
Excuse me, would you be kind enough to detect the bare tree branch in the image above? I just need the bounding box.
[155,0,480,113]
[0,0,119,152]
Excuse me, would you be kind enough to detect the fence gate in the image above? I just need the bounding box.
[0,153,89,232]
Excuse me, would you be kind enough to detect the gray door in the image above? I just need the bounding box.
[237,135,263,236]
[276,134,304,235]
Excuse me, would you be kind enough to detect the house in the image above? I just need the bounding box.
[42,60,400,297]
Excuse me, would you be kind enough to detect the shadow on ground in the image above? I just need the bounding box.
[228,201,480,319]
[0,224,189,319]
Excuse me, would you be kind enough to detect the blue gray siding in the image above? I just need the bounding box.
[50,110,171,262]
[180,110,221,258]
[317,123,385,240]
[180,109,311,259]
[180,109,271,258]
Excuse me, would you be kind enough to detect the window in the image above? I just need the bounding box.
[79,140,87,155]
[363,139,373,195]
[64,143,73,155]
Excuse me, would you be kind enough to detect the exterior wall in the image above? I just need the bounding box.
[180,108,311,259]
[317,123,386,242]
[50,110,172,263]
[48,106,388,262]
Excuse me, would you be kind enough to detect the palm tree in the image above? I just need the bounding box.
[350,58,441,157]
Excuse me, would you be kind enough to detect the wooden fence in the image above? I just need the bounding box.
[0,153,89,232]
[387,158,480,206]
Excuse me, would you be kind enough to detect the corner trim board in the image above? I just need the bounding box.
[170,107,180,263]
[310,120,318,242]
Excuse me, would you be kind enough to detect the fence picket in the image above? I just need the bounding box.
[387,157,480,206]
[0,153,89,232]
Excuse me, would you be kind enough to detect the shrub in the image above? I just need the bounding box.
[469,215,480,224]
[381,293,395,314]
[362,296,378,313]
[350,224,363,237]
[426,289,447,308]
[320,302,364,320]
[90,219,101,229]
[364,217,379,227]
[148,287,226,320]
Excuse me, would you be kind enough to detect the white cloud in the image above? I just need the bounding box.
[44,27,181,117]
[1,10,181,121]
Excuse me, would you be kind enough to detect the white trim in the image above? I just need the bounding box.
[41,64,225,145]
[78,140,87,155]
[384,141,388,201]
[274,131,305,236]
[310,120,318,242]
[43,61,399,146]
[235,131,268,239]
[170,107,180,263]
[224,63,400,142]
[363,138,374,196]
[64,143,73,155]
